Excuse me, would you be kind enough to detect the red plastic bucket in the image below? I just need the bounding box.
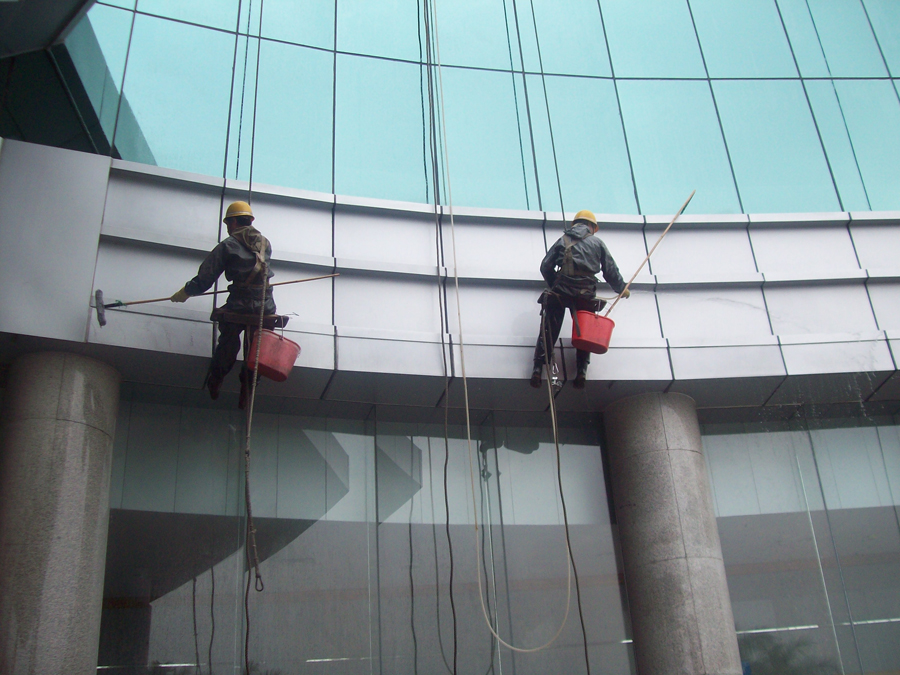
[247,329,301,382]
[571,311,615,354]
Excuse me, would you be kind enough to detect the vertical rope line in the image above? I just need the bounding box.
[109,2,137,158]
[234,0,255,181]
[408,435,419,675]
[208,566,216,675]
[501,0,532,210]
[801,0,872,209]
[247,0,266,199]
[417,0,430,203]
[192,577,201,675]
[527,0,566,219]
[509,0,545,210]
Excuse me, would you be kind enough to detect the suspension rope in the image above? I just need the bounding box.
[429,0,576,656]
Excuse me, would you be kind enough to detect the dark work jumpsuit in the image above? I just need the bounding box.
[183,225,282,393]
[533,221,626,377]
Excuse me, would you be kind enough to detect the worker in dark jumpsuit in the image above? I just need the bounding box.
[171,200,285,402]
[532,209,629,389]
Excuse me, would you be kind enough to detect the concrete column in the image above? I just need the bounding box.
[0,352,120,675]
[604,392,741,675]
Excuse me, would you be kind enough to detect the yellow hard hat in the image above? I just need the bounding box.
[224,200,254,222]
[573,209,597,226]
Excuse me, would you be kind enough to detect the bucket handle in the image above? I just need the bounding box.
[571,309,582,337]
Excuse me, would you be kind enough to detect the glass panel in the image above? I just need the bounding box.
[703,425,846,673]
[864,0,900,76]
[100,0,136,9]
[529,74,637,215]
[529,0,611,76]
[261,0,334,50]
[439,66,530,209]
[335,54,429,203]
[600,0,706,78]
[690,0,797,78]
[713,79,839,214]
[618,79,741,215]
[336,0,420,61]
[776,0,830,77]
[832,79,900,212]
[250,40,334,194]
[136,0,240,32]
[805,80,870,212]
[806,0,887,77]
[224,34,258,183]
[121,15,237,176]
[434,0,530,70]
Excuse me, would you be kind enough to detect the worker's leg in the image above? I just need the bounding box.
[206,321,244,399]
[531,293,565,387]
[572,296,603,389]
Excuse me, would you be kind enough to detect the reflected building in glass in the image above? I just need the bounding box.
[0,1,898,674]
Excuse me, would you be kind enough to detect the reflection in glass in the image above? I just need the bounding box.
[529,0,611,77]
[336,0,420,62]
[618,79,740,215]
[429,0,513,70]
[690,0,796,78]
[714,80,839,213]
[600,0,706,77]
[863,0,900,77]
[122,15,236,176]
[261,0,334,50]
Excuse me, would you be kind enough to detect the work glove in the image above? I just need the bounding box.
[170,287,190,303]
[621,288,631,299]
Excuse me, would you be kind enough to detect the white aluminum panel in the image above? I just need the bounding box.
[656,287,772,341]
[867,280,900,331]
[103,169,223,247]
[601,289,663,342]
[592,346,673,381]
[850,223,900,271]
[250,193,334,260]
[765,283,876,335]
[670,345,785,380]
[269,263,334,328]
[591,229,649,285]
[456,342,537,380]
[444,218,547,273]
[780,338,894,375]
[646,227,757,276]
[749,225,859,275]
[446,284,539,338]
[335,334,445,377]
[0,140,110,342]
[334,274,442,334]
[89,309,213,357]
[334,206,439,268]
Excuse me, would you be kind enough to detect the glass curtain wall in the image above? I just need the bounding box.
[63,0,900,216]
[102,386,632,673]
[703,417,900,675]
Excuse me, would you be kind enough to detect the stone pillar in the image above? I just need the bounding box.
[604,392,741,675]
[0,352,120,675]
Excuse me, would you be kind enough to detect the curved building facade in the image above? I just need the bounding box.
[0,2,898,674]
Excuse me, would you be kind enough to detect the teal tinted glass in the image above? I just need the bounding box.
[619,80,740,215]
[261,0,334,50]
[224,34,257,182]
[136,0,239,32]
[432,0,518,70]
[251,41,333,194]
[529,74,636,214]
[776,0,829,77]
[832,79,900,211]
[101,0,136,8]
[690,0,797,77]
[806,0,887,76]
[601,0,706,77]
[335,54,428,203]
[122,15,236,176]
[528,0,611,76]
[439,66,529,209]
[805,80,869,211]
[336,0,420,61]
[714,80,839,213]
[863,0,900,76]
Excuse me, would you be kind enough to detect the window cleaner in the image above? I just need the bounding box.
[531,209,630,390]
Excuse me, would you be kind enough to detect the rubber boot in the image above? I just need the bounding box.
[573,352,590,389]
[530,362,543,388]
[203,369,222,401]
